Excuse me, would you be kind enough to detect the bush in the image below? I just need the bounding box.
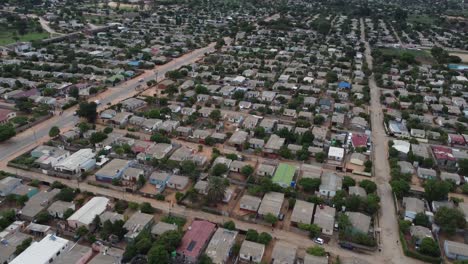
[399,231,441,263]
[306,246,326,256]
[140,202,155,214]
[223,220,236,230]
[161,215,186,228]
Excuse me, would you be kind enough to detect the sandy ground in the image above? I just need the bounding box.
[450,52,468,62]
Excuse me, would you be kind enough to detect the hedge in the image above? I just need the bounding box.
[399,231,441,264]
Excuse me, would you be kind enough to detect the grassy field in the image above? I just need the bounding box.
[379,47,435,64]
[0,29,49,46]
[408,15,436,25]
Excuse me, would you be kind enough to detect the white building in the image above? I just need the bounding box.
[67,197,109,228]
[53,148,96,174]
[328,146,345,161]
[11,234,70,264]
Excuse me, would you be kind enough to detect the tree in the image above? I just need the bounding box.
[56,187,76,202]
[257,232,272,245]
[199,254,213,264]
[419,238,440,257]
[308,224,321,239]
[342,176,356,190]
[306,246,326,256]
[49,126,60,138]
[434,207,466,235]
[245,229,259,241]
[315,152,326,163]
[77,102,98,123]
[90,132,108,144]
[63,208,74,219]
[363,194,380,215]
[150,132,170,143]
[147,244,169,264]
[458,159,468,176]
[298,178,321,192]
[264,213,278,225]
[209,109,221,121]
[390,179,410,198]
[69,87,79,98]
[241,165,254,177]
[223,220,236,230]
[140,202,155,214]
[346,195,362,211]
[364,160,372,172]
[424,179,450,202]
[136,237,152,254]
[156,230,182,251]
[0,123,16,142]
[76,226,88,237]
[207,176,228,204]
[35,211,51,224]
[325,71,338,83]
[212,163,228,176]
[313,115,325,125]
[14,237,32,255]
[413,212,431,227]
[359,180,377,193]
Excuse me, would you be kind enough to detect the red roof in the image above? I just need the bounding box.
[351,134,369,148]
[431,146,456,161]
[177,220,216,259]
[449,134,466,145]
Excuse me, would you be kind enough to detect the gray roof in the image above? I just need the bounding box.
[228,130,249,145]
[240,194,262,211]
[320,172,342,192]
[304,254,328,264]
[444,240,468,258]
[123,212,154,240]
[99,211,124,224]
[265,134,285,150]
[440,172,460,182]
[151,222,177,236]
[409,225,432,240]
[257,163,276,175]
[55,244,92,264]
[205,228,238,264]
[411,144,430,159]
[0,232,32,264]
[349,186,367,197]
[403,197,425,214]
[239,240,265,261]
[313,205,336,233]
[291,200,314,224]
[397,161,414,175]
[88,247,123,264]
[21,189,60,219]
[271,241,297,264]
[258,192,284,217]
[95,159,130,178]
[346,212,371,234]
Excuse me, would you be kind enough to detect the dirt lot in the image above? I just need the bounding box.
[450,52,468,62]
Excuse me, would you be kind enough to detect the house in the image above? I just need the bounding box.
[271,241,297,264]
[257,163,276,177]
[410,129,426,139]
[34,147,70,169]
[194,180,208,195]
[304,254,328,264]
[313,205,336,236]
[409,225,433,246]
[264,134,285,155]
[110,112,132,126]
[95,159,131,183]
[0,176,22,197]
[123,212,154,241]
[393,140,411,158]
[444,240,468,261]
[0,109,16,124]
[9,184,38,198]
[158,79,175,89]
[88,247,123,264]
[431,146,457,169]
[239,194,262,212]
[150,143,173,160]
[351,134,369,149]
[349,186,367,197]
[149,172,171,190]
[258,192,284,218]
[99,211,124,225]
[350,153,366,166]
[167,175,189,190]
[402,197,425,221]
[170,146,193,162]
[417,167,437,180]
[151,221,178,237]
[388,120,409,138]
[177,220,216,263]
[122,167,144,181]
[328,146,345,161]
[121,97,147,111]
[411,144,430,159]
[67,197,109,229]
[272,163,296,188]
[291,200,314,225]
[448,133,466,146]
[0,231,32,264]
[346,212,371,233]
[100,109,117,119]
[319,172,342,197]
[54,244,93,264]
[53,149,96,175]
[248,137,263,149]
[259,118,277,133]
[239,240,265,263]
[228,131,249,150]
[47,200,75,219]
[10,234,71,264]
[440,172,461,185]
[205,228,238,264]
[230,160,247,173]
[20,189,60,221]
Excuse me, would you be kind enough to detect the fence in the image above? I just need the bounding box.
[15,114,53,133]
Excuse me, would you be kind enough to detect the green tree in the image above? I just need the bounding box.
[140,202,155,214]
[223,220,236,230]
[199,254,213,264]
[207,176,228,204]
[359,180,377,193]
[14,237,32,255]
[35,211,51,224]
[257,232,272,245]
[306,246,326,256]
[342,176,356,190]
[77,102,98,123]
[147,244,169,264]
[49,126,60,138]
[150,132,171,143]
[424,179,450,202]
[298,178,321,192]
[390,180,410,198]
[264,213,278,225]
[413,212,430,227]
[63,208,74,219]
[76,226,88,237]
[212,163,228,176]
[241,165,254,176]
[136,237,152,254]
[315,152,326,163]
[56,187,76,202]
[419,238,440,257]
[209,109,222,121]
[458,159,468,175]
[434,207,466,235]
[90,132,108,144]
[0,123,16,142]
[245,229,259,241]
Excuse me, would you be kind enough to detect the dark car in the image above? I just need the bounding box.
[339,242,354,250]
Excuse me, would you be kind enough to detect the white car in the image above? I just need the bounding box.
[314,238,324,245]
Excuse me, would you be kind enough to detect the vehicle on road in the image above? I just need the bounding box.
[314,238,324,245]
[339,242,354,250]
[94,100,101,105]
[138,78,144,82]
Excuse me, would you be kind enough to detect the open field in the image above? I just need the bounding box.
[378,47,435,64]
[0,29,49,45]
[408,15,436,25]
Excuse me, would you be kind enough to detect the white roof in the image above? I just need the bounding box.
[11,234,69,264]
[328,146,345,158]
[67,197,109,225]
[54,148,94,171]
[393,140,410,154]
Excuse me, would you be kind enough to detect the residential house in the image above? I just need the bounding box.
[47,200,75,219]
[319,172,343,197]
[271,241,297,264]
[291,200,314,226]
[53,149,96,175]
[313,205,336,236]
[123,212,154,241]
[258,192,284,218]
[177,220,216,263]
[205,228,238,264]
[121,98,147,111]
[239,194,262,213]
[20,189,60,221]
[239,240,265,263]
[402,197,425,221]
[67,197,109,229]
[151,222,177,237]
[409,225,433,246]
[444,240,468,261]
[257,163,276,177]
[167,175,189,190]
[346,212,371,234]
[417,167,437,180]
[95,159,131,183]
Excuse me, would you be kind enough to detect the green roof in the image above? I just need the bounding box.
[272,163,296,186]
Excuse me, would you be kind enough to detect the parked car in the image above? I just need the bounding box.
[314,238,324,245]
[339,242,354,250]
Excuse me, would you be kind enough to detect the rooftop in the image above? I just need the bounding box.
[11,234,70,264]
[68,197,109,226]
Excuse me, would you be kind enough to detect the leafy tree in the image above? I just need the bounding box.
[77,102,98,123]
[199,254,213,264]
[306,246,326,256]
[150,132,170,143]
[69,87,79,98]
[56,187,76,202]
[458,159,468,176]
[140,202,155,214]
[315,152,326,163]
[413,212,431,227]
[434,207,466,235]
[359,180,377,193]
[257,232,272,245]
[76,226,88,237]
[313,115,325,125]
[245,229,259,241]
[298,178,321,192]
[399,219,412,234]
[136,237,152,254]
[342,176,356,190]
[175,192,184,202]
[90,132,108,144]
[264,213,278,225]
[49,126,60,138]
[223,220,236,230]
[103,127,113,134]
[462,183,468,195]
[209,109,222,121]
[0,123,16,142]
[424,179,450,202]
[419,238,440,257]
[212,163,228,176]
[241,165,254,177]
[63,208,74,219]
[207,176,228,204]
[14,237,32,255]
[35,211,51,224]
[390,180,410,198]
[363,194,380,215]
[147,244,169,264]
[346,195,362,212]
[156,230,182,251]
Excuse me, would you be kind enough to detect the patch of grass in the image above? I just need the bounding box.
[378,48,435,64]
[408,15,436,25]
[0,30,49,45]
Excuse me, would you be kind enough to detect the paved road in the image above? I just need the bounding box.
[360,18,423,264]
[0,42,216,165]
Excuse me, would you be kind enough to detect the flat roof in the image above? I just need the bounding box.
[271,241,297,264]
[95,159,130,178]
[54,149,95,171]
[11,234,70,264]
[272,163,296,185]
[205,228,238,264]
[258,192,284,217]
[291,200,314,224]
[55,244,91,264]
[68,197,109,226]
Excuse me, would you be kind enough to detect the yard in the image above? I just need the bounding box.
[378,48,435,64]
[0,27,48,46]
[408,15,436,25]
